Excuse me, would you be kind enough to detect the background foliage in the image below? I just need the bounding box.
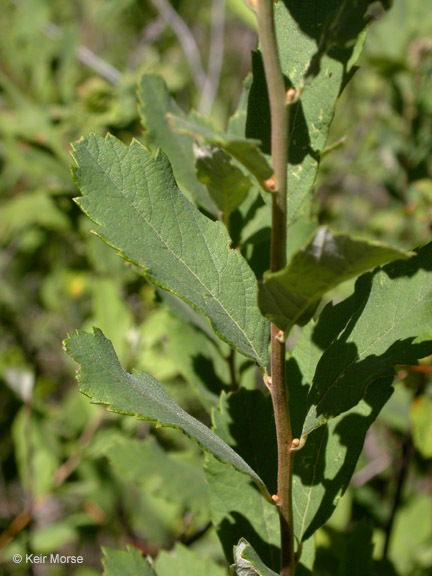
[1,0,431,574]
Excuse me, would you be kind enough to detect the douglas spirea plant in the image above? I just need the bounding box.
[64,1,432,575]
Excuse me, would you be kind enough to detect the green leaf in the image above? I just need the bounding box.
[196,145,251,215]
[287,325,393,541]
[246,2,370,226]
[102,546,156,576]
[303,243,432,437]
[258,226,410,333]
[85,278,134,365]
[30,521,77,555]
[155,544,226,576]
[64,328,271,500]
[102,435,209,515]
[169,113,273,185]
[228,75,253,138]
[0,190,70,241]
[71,133,269,367]
[205,390,279,571]
[296,537,315,576]
[303,1,393,65]
[296,378,392,541]
[411,395,432,459]
[226,0,257,29]
[230,539,278,576]
[12,409,60,498]
[338,521,373,576]
[137,74,216,214]
[387,492,432,573]
[164,314,230,411]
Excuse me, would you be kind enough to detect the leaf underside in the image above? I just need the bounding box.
[195,145,252,216]
[259,226,410,333]
[231,539,279,576]
[169,113,273,185]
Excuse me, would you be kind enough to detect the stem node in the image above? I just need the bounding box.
[256,1,295,573]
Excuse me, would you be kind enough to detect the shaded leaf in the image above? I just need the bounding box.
[388,492,432,573]
[102,546,156,576]
[296,537,315,576]
[228,74,253,137]
[338,521,373,576]
[164,314,230,411]
[303,243,432,436]
[137,74,216,214]
[411,395,432,459]
[230,539,278,576]
[196,145,251,215]
[293,0,393,75]
[71,133,269,367]
[169,113,273,184]
[64,328,271,500]
[12,409,60,498]
[247,2,368,226]
[103,435,209,514]
[287,325,394,541]
[85,278,134,365]
[0,190,70,241]
[205,390,279,570]
[158,288,221,343]
[258,226,410,333]
[155,544,226,576]
[30,521,77,555]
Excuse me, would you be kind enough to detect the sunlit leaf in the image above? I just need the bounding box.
[64,328,271,500]
[259,226,410,333]
[71,133,269,367]
[303,243,432,436]
[102,546,156,576]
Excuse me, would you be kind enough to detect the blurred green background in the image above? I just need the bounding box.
[0,0,431,574]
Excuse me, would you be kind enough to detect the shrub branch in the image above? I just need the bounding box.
[255,1,295,574]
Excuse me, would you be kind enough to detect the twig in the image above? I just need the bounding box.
[255,1,294,575]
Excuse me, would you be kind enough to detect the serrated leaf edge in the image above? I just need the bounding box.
[63,328,272,503]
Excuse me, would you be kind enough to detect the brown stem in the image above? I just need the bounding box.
[271,326,295,576]
[255,1,294,575]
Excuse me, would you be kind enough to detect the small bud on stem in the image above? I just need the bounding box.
[265,375,273,390]
[286,87,296,104]
[265,175,277,192]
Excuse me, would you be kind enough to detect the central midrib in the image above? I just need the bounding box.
[82,139,265,365]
